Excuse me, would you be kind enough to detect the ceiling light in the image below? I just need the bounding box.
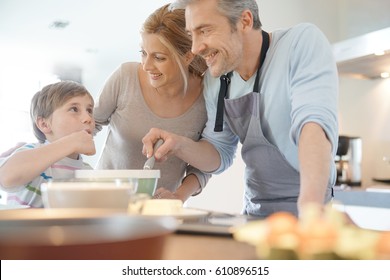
[49,20,70,29]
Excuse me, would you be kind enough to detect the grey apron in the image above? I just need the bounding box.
[215,31,332,217]
[224,92,300,218]
[215,31,300,217]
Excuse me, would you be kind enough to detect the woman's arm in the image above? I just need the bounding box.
[154,174,202,202]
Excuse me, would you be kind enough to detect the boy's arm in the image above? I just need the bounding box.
[0,131,95,187]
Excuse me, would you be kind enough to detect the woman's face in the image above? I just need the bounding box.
[140,33,183,90]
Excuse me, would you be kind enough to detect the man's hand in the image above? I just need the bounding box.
[142,128,180,161]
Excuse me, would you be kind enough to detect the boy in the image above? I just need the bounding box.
[0,81,96,207]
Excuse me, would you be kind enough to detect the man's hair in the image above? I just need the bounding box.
[171,0,262,31]
[30,80,93,143]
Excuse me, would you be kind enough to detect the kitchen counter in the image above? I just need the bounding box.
[334,187,390,208]
[333,188,390,231]
[163,233,256,260]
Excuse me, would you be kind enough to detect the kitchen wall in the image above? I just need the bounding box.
[338,78,390,186]
[336,0,390,187]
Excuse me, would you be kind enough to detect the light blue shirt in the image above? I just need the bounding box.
[201,23,338,184]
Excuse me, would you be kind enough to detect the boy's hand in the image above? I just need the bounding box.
[68,130,96,156]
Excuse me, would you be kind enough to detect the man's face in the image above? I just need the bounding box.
[185,0,244,77]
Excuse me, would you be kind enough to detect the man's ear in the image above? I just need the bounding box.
[240,9,254,31]
[36,117,52,134]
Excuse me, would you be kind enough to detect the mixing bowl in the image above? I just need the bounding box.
[41,179,136,210]
[75,169,160,196]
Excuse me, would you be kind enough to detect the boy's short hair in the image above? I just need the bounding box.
[30,80,93,143]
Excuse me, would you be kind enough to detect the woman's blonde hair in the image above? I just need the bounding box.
[141,4,207,92]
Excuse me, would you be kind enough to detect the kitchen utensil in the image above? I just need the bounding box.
[143,139,164,170]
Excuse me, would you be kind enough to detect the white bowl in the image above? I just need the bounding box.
[41,180,136,210]
[75,169,160,196]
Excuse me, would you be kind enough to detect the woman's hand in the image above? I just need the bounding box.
[153,187,182,202]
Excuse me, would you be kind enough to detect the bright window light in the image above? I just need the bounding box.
[0,48,60,153]
[374,50,385,56]
[380,72,390,79]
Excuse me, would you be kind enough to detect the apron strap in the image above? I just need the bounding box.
[253,30,270,93]
[214,30,270,132]
[214,71,232,132]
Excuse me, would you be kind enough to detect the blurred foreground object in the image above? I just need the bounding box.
[234,203,390,259]
[0,209,177,260]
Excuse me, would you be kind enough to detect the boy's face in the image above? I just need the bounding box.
[43,94,95,142]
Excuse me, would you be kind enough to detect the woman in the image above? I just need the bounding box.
[94,4,210,202]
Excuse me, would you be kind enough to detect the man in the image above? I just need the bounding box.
[143,0,338,218]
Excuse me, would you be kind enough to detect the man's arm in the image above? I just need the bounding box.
[297,122,333,214]
[142,128,221,172]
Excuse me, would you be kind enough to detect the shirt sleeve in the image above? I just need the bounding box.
[289,23,339,155]
[0,143,37,191]
[184,165,212,195]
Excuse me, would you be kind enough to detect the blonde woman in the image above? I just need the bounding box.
[94,4,210,202]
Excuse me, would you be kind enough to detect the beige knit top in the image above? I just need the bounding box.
[94,62,210,192]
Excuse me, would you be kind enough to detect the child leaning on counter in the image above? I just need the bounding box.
[0,81,96,207]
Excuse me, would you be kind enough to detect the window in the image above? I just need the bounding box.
[0,61,60,153]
